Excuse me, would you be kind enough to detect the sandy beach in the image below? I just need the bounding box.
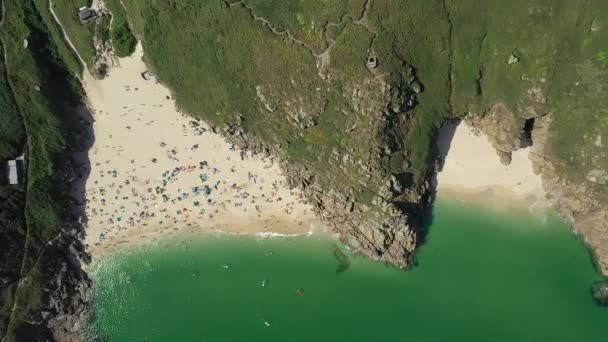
[436,121,547,211]
[81,45,320,258]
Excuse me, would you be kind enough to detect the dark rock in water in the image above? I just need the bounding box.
[333,245,351,274]
[591,281,608,307]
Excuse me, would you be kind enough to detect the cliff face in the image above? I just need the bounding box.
[471,110,608,275]
[467,88,608,276]
[218,68,428,267]
[530,115,608,275]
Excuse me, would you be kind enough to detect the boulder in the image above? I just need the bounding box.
[592,281,608,306]
[507,54,520,64]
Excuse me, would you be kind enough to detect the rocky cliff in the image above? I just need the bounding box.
[469,109,608,275]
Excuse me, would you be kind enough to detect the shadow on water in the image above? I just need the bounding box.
[332,244,350,274]
[414,118,459,250]
[410,203,436,268]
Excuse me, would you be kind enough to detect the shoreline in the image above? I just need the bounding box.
[436,185,548,215]
[84,217,326,263]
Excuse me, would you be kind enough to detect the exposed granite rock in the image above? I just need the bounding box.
[284,164,420,268]
[496,150,512,165]
[46,235,92,342]
[467,103,524,163]
[222,124,425,269]
[219,71,428,269]
[475,112,608,276]
[255,83,325,129]
[592,281,608,306]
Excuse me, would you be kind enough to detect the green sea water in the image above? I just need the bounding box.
[89,199,608,341]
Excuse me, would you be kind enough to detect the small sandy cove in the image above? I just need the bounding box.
[436,121,547,211]
[82,45,320,258]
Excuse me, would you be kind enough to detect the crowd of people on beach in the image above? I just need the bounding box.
[85,119,309,247]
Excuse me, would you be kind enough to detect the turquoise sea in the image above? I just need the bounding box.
[89,199,608,341]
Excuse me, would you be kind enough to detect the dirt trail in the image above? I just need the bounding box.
[225,0,378,67]
[48,0,89,78]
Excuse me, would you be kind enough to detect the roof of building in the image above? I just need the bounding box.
[7,160,19,185]
[366,56,379,69]
[78,8,96,21]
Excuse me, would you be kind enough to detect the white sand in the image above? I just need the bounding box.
[81,45,320,258]
[436,121,547,210]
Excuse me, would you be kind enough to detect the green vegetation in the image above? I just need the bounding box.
[50,0,137,72]
[369,0,451,174]
[104,0,136,57]
[119,0,422,206]
[0,50,25,160]
[447,0,608,201]
[0,0,84,339]
[115,0,608,201]
[50,0,98,71]
[31,0,83,76]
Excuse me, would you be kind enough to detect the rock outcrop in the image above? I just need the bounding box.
[217,68,428,269]
[474,111,608,276]
[528,114,608,275]
[467,102,537,165]
[45,234,92,342]
[220,121,424,269]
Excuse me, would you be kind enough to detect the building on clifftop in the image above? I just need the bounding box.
[78,6,97,24]
[5,154,25,185]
